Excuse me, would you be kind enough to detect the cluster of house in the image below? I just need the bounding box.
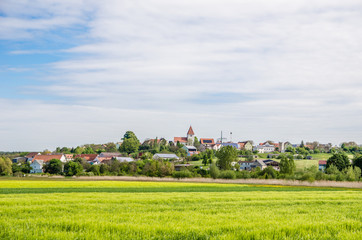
[170,126,300,155]
[13,152,134,174]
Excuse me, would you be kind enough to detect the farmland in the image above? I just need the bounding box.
[0,180,361,239]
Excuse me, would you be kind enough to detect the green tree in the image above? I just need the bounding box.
[215,146,237,170]
[120,131,140,154]
[353,155,362,172]
[120,138,140,154]
[279,155,296,175]
[202,154,208,166]
[209,162,220,179]
[64,161,83,176]
[89,164,100,176]
[327,153,350,171]
[73,157,91,171]
[20,162,32,173]
[0,157,13,175]
[105,142,118,152]
[193,137,201,150]
[43,159,63,174]
[74,146,84,155]
[83,146,95,154]
[122,131,139,141]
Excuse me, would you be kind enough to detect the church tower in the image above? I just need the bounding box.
[187,126,195,145]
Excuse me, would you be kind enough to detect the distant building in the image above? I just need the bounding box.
[238,141,253,151]
[254,144,275,153]
[114,157,134,162]
[319,160,327,172]
[12,157,27,163]
[153,153,180,160]
[30,154,66,173]
[182,145,199,156]
[263,160,280,171]
[200,138,215,149]
[238,160,267,171]
[174,126,195,145]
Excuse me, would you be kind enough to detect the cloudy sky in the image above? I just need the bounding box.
[1,0,362,151]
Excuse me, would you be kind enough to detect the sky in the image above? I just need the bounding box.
[1,0,362,151]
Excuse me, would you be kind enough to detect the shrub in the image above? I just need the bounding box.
[172,170,192,179]
[209,163,220,179]
[218,170,236,179]
[235,170,251,179]
[300,173,315,183]
[259,166,278,179]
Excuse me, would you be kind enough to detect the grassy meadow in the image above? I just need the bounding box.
[0,180,361,239]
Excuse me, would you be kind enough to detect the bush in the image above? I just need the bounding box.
[235,170,251,179]
[259,166,278,179]
[218,170,236,179]
[13,172,24,177]
[209,163,220,179]
[300,173,315,183]
[172,170,193,179]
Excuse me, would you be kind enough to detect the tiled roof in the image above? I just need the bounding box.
[187,126,195,135]
[75,154,98,161]
[174,137,187,143]
[26,152,40,158]
[319,160,327,165]
[32,155,63,163]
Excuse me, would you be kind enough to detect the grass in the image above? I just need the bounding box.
[0,180,361,239]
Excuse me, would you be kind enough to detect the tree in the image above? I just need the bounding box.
[0,157,13,175]
[279,155,296,175]
[89,164,100,176]
[300,140,305,148]
[64,161,83,176]
[209,162,219,179]
[193,137,201,150]
[74,146,84,155]
[120,138,140,154]
[122,131,139,141]
[327,153,350,171]
[202,154,208,166]
[20,162,32,173]
[120,131,140,154]
[215,146,237,170]
[105,142,118,152]
[73,157,91,171]
[353,155,362,171]
[83,146,95,154]
[44,159,62,174]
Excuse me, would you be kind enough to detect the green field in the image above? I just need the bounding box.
[0,180,361,239]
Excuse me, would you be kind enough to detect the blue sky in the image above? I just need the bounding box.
[1,0,362,151]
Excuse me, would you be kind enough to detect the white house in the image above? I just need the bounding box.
[30,160,44,173]
[254,144,275,153]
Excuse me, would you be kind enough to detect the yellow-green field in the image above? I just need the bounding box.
[0,180,361,239]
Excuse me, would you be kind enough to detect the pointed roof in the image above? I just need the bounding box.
[187,126,195,135]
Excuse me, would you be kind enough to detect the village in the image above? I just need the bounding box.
[7,126,359,176]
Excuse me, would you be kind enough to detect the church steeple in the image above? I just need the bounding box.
[187,126,195,136]
[187,126,195,145]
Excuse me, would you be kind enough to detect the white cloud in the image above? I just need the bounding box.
[1,0,362,150]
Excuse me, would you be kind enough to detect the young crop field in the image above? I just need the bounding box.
[0,180,361,239]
